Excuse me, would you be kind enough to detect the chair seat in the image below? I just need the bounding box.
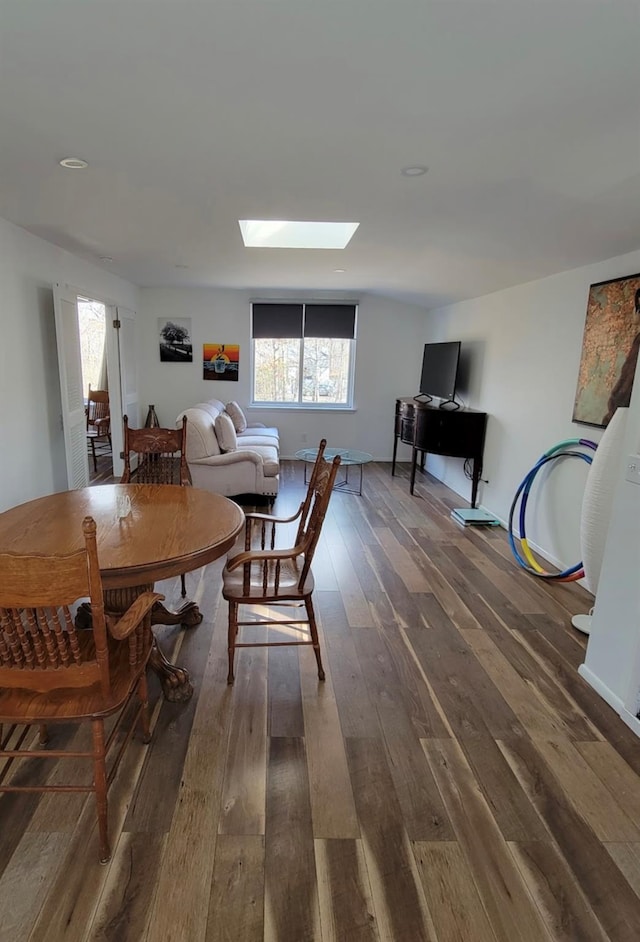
[222,558,315,601]
[0,637,150,723]
[87,426,109,440]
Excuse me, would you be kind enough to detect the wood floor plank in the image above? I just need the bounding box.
[405,597,526,741]
[440,542,531,634]
[516,623,640,777]
[206,835,264,942]
[344,737,436,942]
[604,843,640,898]
[411,841,499,942]
[534,737,640,842]
[375,622,451,740]
[467,595,600,741]
[422,738,553,942]
[353,628,454,841]
[414,533,492,624]
[123,620,212,834]
[331,531,397,632]
[576,741,640,828]
[0,725,76,876]
[264,737,321,942]
[459,737,548,842]
[27,735,153,942]
[299,650,360,839]
[507,840,609,942]
[89,832,167,942]
[522,612,589,669]
[318,592,381,739]
[365,543,426,626]
[461,536,549,615]
[268,642,305,738]
[144,604,234,942]
[405,532,480,631]
[218,645,268,836]
[499,735,640,941]
[0,832,70,942]
[460,627,578,740]
[326,532,374,628]
[315,838,380,941]
[374,528,431,593]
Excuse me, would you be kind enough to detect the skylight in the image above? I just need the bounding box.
[239,220,359,249]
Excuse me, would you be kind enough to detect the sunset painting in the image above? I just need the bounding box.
[203,343,239,381]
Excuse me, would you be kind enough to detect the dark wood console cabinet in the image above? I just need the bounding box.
[392,398,488,507]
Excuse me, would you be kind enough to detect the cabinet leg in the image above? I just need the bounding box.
[471,460,481,508]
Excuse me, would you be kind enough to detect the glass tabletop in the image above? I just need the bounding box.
[295,447,373,466]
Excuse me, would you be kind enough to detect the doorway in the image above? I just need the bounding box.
[78,296,113,481]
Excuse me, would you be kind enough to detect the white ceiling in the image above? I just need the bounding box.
[1,0,639,307]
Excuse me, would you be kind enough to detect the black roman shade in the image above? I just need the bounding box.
[304,304,357,339]
[252,303,303,338]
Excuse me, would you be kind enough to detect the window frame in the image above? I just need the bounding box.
[250,302,357,410]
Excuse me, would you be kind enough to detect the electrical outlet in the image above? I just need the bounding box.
[625,455,640,485]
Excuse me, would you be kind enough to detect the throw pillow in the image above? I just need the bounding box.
[214,412,238,452]
[225,400,247,433]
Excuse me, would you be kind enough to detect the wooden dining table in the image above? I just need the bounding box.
[0,484,245,701]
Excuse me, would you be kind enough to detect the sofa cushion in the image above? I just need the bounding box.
[215,412,238,452]
[237,432,279,449]
[179,407,220,459]
[194,401,224,421]
[225,401,247,433]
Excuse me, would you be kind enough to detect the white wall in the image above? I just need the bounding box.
[0,218,139,512]
[138,288,427,458]
[422,248,640,570]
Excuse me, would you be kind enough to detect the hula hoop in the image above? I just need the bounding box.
[508,438,597,581]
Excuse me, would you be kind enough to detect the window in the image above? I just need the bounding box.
[251,302,357,407]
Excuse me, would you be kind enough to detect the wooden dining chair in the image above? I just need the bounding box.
[121,415,191,597]
[0,516,163,864]
[222,445,340,684]
[86,386,112,473]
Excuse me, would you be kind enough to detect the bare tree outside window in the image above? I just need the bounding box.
[78,298,107,397]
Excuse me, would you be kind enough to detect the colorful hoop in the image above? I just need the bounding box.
[508,438,597,581]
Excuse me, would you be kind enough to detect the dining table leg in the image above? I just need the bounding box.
[78,585,196,702]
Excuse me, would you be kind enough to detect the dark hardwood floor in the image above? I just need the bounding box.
[2,460,640,941]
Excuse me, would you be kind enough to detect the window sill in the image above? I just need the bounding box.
[250,403,356,413]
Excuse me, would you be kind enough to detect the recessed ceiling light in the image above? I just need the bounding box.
[239,220,359,250]
[59,157,88,169]
[99,256,113,262]
[334,269,346,273]
[401,165,428,177]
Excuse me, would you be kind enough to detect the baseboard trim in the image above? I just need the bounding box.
[578,663,625,715]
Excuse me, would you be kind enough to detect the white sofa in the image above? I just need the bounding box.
[176,399,279,498]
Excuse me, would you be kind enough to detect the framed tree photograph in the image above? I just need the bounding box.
[158,318,193,362]
[572,273,640,427]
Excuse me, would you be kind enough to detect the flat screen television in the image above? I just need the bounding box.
[418,341,461,405]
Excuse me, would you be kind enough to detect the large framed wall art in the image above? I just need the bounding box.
[573,272,640,428]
